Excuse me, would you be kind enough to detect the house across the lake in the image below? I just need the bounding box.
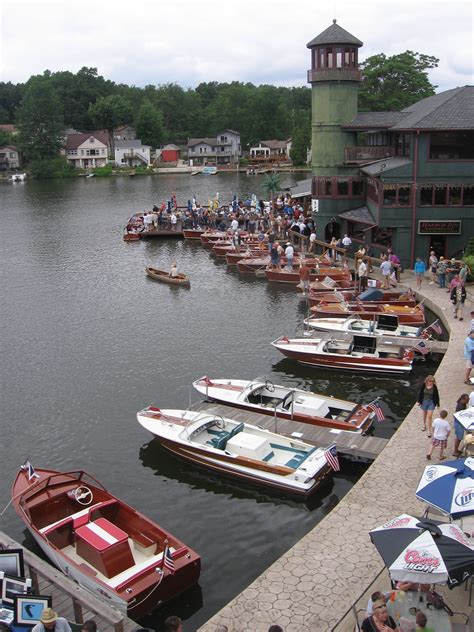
[63,132,110,169]
[114,139,151,167]
[187,129,241,166]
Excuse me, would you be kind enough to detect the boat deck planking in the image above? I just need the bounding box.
[189,402,388,461]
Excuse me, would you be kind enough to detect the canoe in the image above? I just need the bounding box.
[12,465,201,618]
[192,377,374,433]
[145,267,190,286]
[136,408,336,497]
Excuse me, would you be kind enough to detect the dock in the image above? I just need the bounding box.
[0,531,139,632]
[189,401,388,461]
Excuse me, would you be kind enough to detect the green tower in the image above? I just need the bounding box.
[307,20,363,176]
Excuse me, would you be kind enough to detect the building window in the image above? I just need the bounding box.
[434,186,447,205]
[448,186,462,205]
[383,186,397,206]
[429,131,474,159]
[420,186,433,206]
[463,186,474,205]
[344,48,350,66]
[319,49,325,68]
[352,179,364,196]
[337,179,348,196]
[326,48,333,68]
[398,187,410,206]
[335,47,342,68]
[324,179,332,196]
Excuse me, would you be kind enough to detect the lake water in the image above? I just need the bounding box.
[0,173,439,630]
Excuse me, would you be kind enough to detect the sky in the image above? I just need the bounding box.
[1,0,473,94]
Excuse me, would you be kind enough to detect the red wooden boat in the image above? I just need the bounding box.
[307,288,417,307]
[227,250,266,265]
[237,256,321,275]
[297,279,382,293]
[12,466,201,618]
[309,302,425,324]
[200,230,249,247]
[266,268,352,284]
[182,228,206,240]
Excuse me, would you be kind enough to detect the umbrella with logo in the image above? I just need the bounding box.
[454,407,474,432]
[369,514,474,587]
[415,457,474,518]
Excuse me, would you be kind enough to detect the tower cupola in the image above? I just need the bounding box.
[307,19,363,83]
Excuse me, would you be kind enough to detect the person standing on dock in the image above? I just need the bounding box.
[32,609,72,632]
[414,257,426,289]
[358,257,368,291]
[285,242,294,271]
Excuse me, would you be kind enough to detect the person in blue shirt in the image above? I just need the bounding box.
[414,257,426,289]
[464,330,474,384]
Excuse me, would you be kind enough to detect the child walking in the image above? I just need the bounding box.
[427,410,450,461]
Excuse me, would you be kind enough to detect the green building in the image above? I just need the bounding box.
[302,20,474,267]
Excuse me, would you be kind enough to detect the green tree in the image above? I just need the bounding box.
[134,99,165,148]
[290,120,310,166]
[89,94,132,153]
[261,172,281,205]
[359,51,439,111]
[16,75,64,161]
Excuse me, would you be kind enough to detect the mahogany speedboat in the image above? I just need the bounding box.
[12,466,201,618]
[271,334,414,374]
[137,408,335,497]
[309,302,425,325]
[266,268,352,285]
[182,228,206,239]
[304,313,430,339]
[192,376,374,433]
[307,288,417,307]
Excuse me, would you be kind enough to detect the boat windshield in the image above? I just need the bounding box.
[19,470,107,505]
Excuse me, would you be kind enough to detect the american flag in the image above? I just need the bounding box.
[324,445,340,472]
[367,399,385,422]
[20,461,40,481]
[429,319,443,335]
[413,340,429,356]
[163,542,175,574]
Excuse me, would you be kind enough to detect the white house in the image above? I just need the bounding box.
[188,129,241,165]
[115,139,151,167]
[0,145,21,170]
[249,139,291,162]
[63,132,110,169]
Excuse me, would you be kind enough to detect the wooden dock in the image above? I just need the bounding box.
[189,401,388,461]
[0,531,139,632]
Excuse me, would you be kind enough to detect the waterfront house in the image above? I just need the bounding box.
[188,129,241,166]
[161,143,181,163]
[299,19,474,267]
[114,125,136,141]
[63,132,110,169]
[249,139,291,164]
[114,139,151,167]
[0,145,21,170]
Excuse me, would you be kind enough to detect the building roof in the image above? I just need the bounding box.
[342,112,406,130]
[65,132,110,150]
[260,140,288,150]
[360,157,412,176]
[0,124,17,133]
[307,20,363,48]
[391,86,474,130]
[0,144,18,151]
[338,206,376,225]
[188,138,216,147]
[115,139,150,149]
[219,129,240,136]
[162,144,180,150]
[289,178,312,199]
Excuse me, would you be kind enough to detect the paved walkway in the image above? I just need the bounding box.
[198,274,473,632]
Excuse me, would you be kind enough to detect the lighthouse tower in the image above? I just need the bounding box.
[307,20,363,176]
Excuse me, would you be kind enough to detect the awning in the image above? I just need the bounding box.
[338,206,376,226]
[289,178,311,199]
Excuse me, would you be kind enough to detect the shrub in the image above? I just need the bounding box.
[29,158,75,179]
[91,165,113,177]
[462,255,474,282]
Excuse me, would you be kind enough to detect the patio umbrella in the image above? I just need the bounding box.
[454,407,474,432]
[369,513,474,587]
[415,457,474,518]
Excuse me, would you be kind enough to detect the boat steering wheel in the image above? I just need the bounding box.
[214,416,225,430]
[265,379,275,393]
[73,486,94,506]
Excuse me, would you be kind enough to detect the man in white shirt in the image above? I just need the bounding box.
[341,234,352,248]
[285,242,294,270]
[380,257,392,288]
[427,410,450,461]
[358,258,368,290]
[230,217,239,232]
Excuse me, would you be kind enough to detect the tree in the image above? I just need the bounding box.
[261,172,281,207]
[358,51,439,111]
[89,95,132,154]
[16,75,64,162]
[290,123,310,166]
[134,100,165,148]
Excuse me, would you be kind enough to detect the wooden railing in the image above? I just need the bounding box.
[0,531,128,632]
[344,146,395,163]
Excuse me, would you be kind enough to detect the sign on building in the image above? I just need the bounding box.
[418,220,461,235]
[311,199,319,214]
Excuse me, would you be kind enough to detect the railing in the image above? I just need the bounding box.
[307,67,362,83]
[344,146,395,163]
[0,531,127,632]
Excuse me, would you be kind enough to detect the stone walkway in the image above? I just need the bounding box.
[198,274,473,632]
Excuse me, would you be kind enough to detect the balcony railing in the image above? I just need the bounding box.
[344,146,395,163]
[307,68,362,83]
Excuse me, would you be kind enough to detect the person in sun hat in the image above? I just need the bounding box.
[32,608,71,632]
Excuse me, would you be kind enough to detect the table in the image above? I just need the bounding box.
[387,590,452,632]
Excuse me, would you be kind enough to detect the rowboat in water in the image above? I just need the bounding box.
[145,267,190,287]
[12,466,201,618]
[271,334,414,374]
[136,408,336,497]
[192,376,375,433]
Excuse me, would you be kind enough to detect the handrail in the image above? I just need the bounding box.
[330,566,386,631]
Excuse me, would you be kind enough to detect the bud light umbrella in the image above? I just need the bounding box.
[454,407,474,431]
[415,457,474,518]
[369,514,474,587]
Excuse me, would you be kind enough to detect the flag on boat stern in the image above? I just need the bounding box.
[429,319,443,335]
[367,399,385,422]
[413,340,429,356]
[324,445,340,472]
[20,461,40,481]
[163,542,175,574]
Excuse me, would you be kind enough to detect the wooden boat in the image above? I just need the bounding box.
[227,249,265,265]
[11,466,201,618]
[182,228,206,239]
[192,376,374,433]
[304,314,429,338]
[136,408,335,497]
[309,302,425,325]
[307,288,417,307]
[271,334,414,374]
[266,268,352,285]
[236,256,318,275]
[145,267,190,287]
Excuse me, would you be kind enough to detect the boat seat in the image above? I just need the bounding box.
[210,422,244,450]
[286,446,317,469]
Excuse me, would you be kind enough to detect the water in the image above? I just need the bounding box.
[0,174,440,630]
